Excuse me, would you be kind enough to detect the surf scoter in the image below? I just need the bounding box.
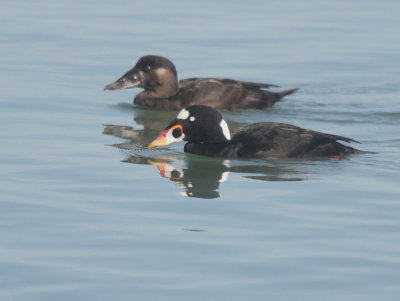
[148,105,371,159]
[104,55,298,111]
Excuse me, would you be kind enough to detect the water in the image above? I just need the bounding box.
[1,0,400,300]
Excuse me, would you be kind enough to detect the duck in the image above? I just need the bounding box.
[148,105,372,159]
[104,55,298,111]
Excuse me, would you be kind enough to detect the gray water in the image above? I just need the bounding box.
[1,0,400,300]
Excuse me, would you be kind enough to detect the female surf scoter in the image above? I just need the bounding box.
[148,105,371,159]
[104,55,298,111]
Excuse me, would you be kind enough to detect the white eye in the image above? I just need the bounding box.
[177,108,190,120]
[220,119,231,140]
[189,116,195,122]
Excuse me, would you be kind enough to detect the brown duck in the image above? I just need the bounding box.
[104,55,298,111]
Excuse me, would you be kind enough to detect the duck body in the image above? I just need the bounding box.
[104,55,298,111]
[184,122,364,159]
[149,105,371,159]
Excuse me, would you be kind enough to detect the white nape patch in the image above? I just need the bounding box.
[189,116,195,122]
[219,171,230,183]
[177,108,190,120]
[220,119,231,141]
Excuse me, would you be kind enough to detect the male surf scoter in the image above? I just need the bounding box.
[148,105,371,159]
[104,55,298,111]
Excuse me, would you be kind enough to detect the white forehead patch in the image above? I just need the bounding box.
[220,119,231,141]
[222,160,231,168]
[177,108,190,120]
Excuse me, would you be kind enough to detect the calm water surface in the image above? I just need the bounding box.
[1,1,400,300]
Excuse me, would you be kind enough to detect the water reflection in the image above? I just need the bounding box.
[125,154,229,198]
[104,105,178,145]
[109,147,306,198]
[105,105,245,146]
[144,154,305,198]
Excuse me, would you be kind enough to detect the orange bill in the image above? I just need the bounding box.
[148,129,168,148]
[149,124,184,148]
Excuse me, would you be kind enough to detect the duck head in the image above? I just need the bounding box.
[104,55,179,98]
[149,105,231,147]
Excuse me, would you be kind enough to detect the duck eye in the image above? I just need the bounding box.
[172,127,182,138]
[146,65,151,71]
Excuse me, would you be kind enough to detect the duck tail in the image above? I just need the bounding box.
[278,88,299,98]
[351,149,377,155]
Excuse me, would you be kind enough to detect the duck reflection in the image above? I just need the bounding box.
[121,154,225,198]
[120,152,305,199]
[104,106,177,145]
